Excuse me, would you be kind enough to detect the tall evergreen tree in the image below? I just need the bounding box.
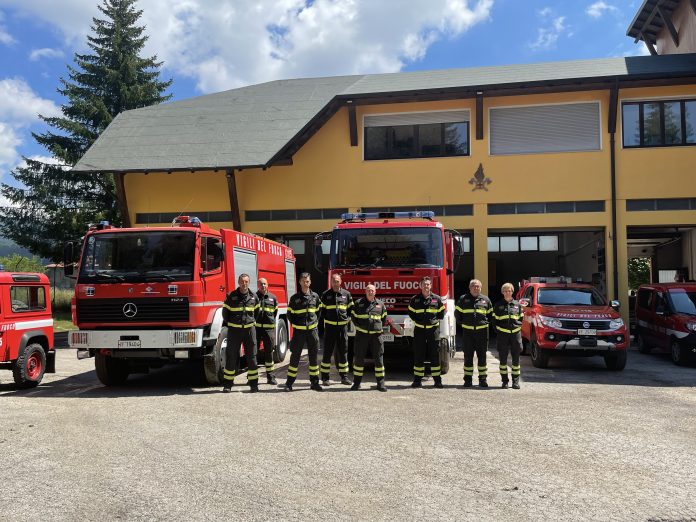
[0,0,171,260]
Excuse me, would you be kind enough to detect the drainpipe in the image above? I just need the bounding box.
[608,80,619,300]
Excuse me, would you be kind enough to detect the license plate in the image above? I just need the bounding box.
[118,340,141,348]
[381,333,394,342]
[577,329,596,336]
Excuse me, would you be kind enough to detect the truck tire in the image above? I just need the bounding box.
[95,352,130,386]
[604,350,627,371]
[12,343,46,388]
[530,333,550,369]
[438,338,453,375]
[636,331,651,354]
[274,321,289,363]
[204,327,228,385]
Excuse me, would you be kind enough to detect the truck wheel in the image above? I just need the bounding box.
[95,352,130,386]
[12,343,46,388]
[204,327,227,385]
[670,340,688,366]
[637,332,651,354]
[530,334,550,369]
[604,350,627,371]
[274,321,288,363]
[438,338,450,375]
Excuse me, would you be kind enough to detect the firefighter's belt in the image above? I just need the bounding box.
[496,326,521,334]
[228,322,255,328]
[461,324,489,330]
[256,323,275,329]
[324,319,349,326]
[293,323,318,330]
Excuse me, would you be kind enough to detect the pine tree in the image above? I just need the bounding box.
[0,0,172,260]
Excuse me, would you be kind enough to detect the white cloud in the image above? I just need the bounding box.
[0,11,16,44]
[530,8,567,51]
[586,1,618,19]
[0,78,61,181]
[0,0,494,92]
[29,47,65,61]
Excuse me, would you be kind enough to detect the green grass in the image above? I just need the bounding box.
[53,311,75,332]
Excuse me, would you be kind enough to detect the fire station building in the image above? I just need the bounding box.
[73,20,696,320]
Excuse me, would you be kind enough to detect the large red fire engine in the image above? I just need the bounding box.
[0,271,55,387]
[315,211,463,373]
[65,217,296,386]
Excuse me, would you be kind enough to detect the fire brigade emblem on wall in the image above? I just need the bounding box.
[469,163,492,191]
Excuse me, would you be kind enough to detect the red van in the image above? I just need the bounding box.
[634,283,696,366]
[0,272,56,387]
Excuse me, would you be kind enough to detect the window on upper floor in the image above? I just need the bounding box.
[489,102,601,155]
[363,110,470,160]
[622,99,696,148]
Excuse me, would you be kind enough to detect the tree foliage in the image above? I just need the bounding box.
[0,254,45,273]
[0,0,171,260]
[628,257,651,290]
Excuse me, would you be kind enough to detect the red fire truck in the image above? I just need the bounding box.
[315,211,463,373]
[0,271,55,387]
[65,216,296,386]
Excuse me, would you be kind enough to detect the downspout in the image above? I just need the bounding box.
[608,80,619,300]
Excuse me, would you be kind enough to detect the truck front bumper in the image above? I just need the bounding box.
[69,329,204,350]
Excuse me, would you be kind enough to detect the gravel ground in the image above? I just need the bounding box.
[1,342,695,522]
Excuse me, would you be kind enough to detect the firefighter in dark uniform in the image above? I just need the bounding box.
[256,277,278,385]
[492,283,523,389]
[455,278,492,388]
[350,283,388,392]
[319,273,353,386]
[408,276,445,388]
[284,272,323,392]
[221,273,260,393]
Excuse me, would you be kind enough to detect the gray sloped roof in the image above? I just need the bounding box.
[72,54,696,173]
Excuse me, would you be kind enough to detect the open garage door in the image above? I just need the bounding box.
[487,228,606,299]
[627,226,696,284]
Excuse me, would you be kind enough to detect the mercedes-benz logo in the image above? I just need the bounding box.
[583,321,590,328]
[123,302,138,318]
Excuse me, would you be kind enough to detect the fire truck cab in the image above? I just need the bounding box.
[315,211,463,373]
[0,271,55,387]
[66,217,296,386]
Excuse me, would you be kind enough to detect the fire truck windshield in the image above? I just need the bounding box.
[78,231,196,283]
[537,288,606,306]
[332,227,443,268]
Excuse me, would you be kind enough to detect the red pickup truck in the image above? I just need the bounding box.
[0,271,55,387]
[518,278,628,370]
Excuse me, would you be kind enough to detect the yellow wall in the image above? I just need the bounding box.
[122,84,696,306]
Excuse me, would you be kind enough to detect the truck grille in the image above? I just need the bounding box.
[76,297,190,323]
[560,319,612,331]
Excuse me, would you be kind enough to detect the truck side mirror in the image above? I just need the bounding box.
[610,300,620,310]
[519,298,530,307]
[63,242,75,278]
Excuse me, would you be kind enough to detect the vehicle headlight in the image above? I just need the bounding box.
[687,322,696,333]
[539,315,563,329]
[609,318,624,330]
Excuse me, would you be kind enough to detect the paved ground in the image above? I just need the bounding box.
[1,341,695,522]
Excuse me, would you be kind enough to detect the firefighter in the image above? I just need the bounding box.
[492,283,523,389]
[408,276,445,389]
[284,272,323,392]
[256,277,278,385]
[319,273,353,386]
[455,279,492,388]
[221,273,261,393]
[350,283,388,392]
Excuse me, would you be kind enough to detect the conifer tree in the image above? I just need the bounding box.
[0,0,171,260]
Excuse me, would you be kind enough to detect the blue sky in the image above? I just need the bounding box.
[0,0,648,198]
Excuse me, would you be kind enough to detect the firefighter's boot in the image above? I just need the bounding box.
[351,376,362,391]
[463,376,473,388]
[284,377,295,392]
[267,373,277,385]
[501,376,509,389]
[222,385,233,393]
[433,376,443,388]
[376,378,388,392]
[479,376,488,388]
[249,382,259,393]
[512,375,521,389]
[340,374,352,386]
[411,377,423,388]
[310,378,324,392]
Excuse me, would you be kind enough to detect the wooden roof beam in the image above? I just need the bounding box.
[656,5,679,46]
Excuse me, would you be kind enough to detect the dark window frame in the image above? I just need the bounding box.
[364,121,470,161]
[622,99,696,149]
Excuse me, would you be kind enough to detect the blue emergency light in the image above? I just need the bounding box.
[341,211,434,221]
